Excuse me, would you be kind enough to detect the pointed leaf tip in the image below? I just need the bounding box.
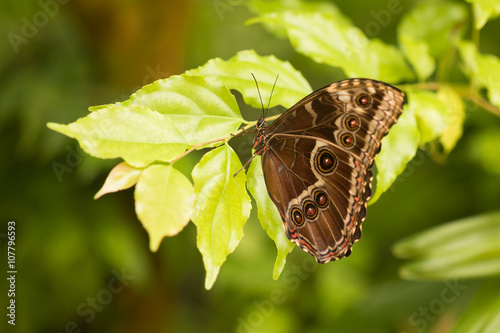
[95,162,142,199]
[247,156,293,279]
[191,144,251,289]
[135,164,195,252]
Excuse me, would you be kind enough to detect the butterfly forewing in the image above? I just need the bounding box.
[255,78,405,263]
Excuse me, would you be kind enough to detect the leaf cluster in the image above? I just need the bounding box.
[48,1,500,309]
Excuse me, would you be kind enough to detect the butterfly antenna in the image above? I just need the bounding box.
[265,74,279,118]
[251,73,266,118]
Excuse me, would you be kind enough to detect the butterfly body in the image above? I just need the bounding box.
[253,78,405,263]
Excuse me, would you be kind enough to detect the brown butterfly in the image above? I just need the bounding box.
[253,78,405,263]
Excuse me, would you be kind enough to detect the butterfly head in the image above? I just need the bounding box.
[253,116,268,155]
[256,116,266,130]
[250,73,279,156]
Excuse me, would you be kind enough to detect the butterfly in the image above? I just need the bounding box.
[253,78,405,263]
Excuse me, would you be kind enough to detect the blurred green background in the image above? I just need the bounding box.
[1,0,500,332]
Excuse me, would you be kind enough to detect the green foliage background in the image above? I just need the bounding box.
[1,0,500,332]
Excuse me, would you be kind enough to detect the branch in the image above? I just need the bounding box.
[401,82,500,117]
[467,95,500,116]
[170,113,281,165]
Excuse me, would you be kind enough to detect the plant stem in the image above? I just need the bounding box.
[169,115,278,165]
[401,82,500,117]
[468,95,500,116]
[170,137,229,165]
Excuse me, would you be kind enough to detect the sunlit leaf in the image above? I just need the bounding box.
[399,35,435,81]
[122,74,243,147]
[437,86,465,154]
[247,156,294,279]
[249,11,414,82]
[370,103,420,203]
[47,105,187,168]
[246,0,349,38]
[398,1,467,80]
[95,162,142,199]
[465,0,500,29]
[135,164,195,252]
[410,90,449,144]
[192,144,252,289]
[247,0,341,17]
[368,39,417,84]
[393,211,500,280]
[459,41,500,109]
[451,277,500,333]
[48,75,245,166]
[187,49,312,109]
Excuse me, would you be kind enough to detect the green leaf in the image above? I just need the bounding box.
[466,0,500,29]
[95,162,142,199]
[370,102,420,203]
[398,1,467,80]
[368,39,417,84]
[393,211,500,280]
[47,105,187,168]
[459,41,500,109]
[192,144,252,289]
[451,277,500,333]
[410,90,450,145]
[247,0,341,17]
[187,49,312,109]
[399,35,435,81]
[135,164,195,252]
[437,86,465,154]
[249,11,414,82]
[246,0,348,38]
[48,75,244,167]
[246,156,294,279]
[122,74,243,147]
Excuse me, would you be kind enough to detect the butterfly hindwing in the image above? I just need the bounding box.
[261,137,365,262]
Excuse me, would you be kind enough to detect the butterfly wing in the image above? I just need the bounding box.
[260,79,405,262]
